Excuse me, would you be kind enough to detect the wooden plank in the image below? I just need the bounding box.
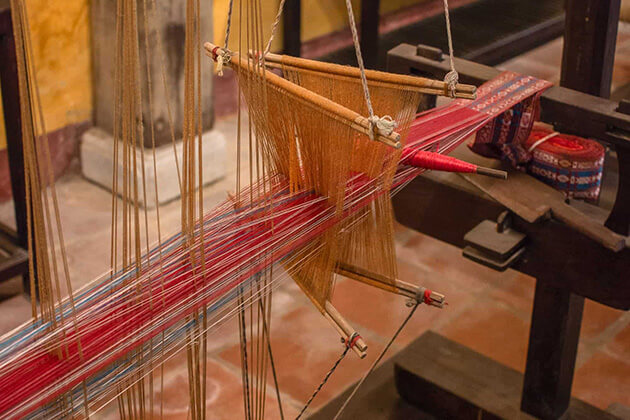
[394,332,619,420]
[308,350,431,419]
[521,283,584,419]
[461,168,627,252]
[392,169,630,309]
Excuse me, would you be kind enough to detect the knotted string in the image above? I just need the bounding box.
[264,0,287,57]
[216,0,235,76]
[344,0,398,140]
[442,0,459,97]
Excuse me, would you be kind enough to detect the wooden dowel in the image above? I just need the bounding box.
[204,43,402,149]
[256,51,477,99]
[325,301,368,359]
[476,166,508,179]
[336,263,446,308]
[336,263,414,299]
[262,60,477,100]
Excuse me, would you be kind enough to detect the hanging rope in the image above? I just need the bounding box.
[333,299,422,420]
[442,0,459,97]
[263,0,287,56]
[295,333,360,420]
[343,0,397,140]
[216,0,235,75]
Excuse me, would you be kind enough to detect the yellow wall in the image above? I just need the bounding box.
[0,0,419,151]
[214,0,423,53]
[0,0,92,151]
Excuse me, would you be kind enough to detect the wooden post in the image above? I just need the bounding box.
[560,0,620,99]
[360,0,380,69]
[521,2,621,418]
[560,0,628,236]
[522,282,584,419]
[0,6,32,293]
[606,146,630,236]
[282,0,301,56]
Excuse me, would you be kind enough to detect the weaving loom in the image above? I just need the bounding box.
[0,0,552,418]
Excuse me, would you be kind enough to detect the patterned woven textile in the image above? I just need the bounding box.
[525,125,605,201]
[468,72,552,165]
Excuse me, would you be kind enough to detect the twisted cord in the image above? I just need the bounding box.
[333,303,420,420]
[295,333,359,419]
[216,0,235,75]
[442,0,458,97]
[263,0,287,57]
[223,0,235,48]
[343,0,397,140]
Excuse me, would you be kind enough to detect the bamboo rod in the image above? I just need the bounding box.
[204,43,402,149]
[257,51,477,99]
[336,263,446,308]
[324,301,368,359]
[262,60,477,100]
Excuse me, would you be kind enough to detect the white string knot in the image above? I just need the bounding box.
[216,54,224,76]
[444,70,459,98]
[528,132,559,153]
[367,115,398,140]
[216,51,231,77]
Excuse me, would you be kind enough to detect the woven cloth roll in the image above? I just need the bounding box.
[525,126,605,201]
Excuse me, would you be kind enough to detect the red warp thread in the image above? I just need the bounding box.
[212,46,220,60]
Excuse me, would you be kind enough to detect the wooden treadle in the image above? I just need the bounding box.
[395,332,617,420]
[310,331,618,420]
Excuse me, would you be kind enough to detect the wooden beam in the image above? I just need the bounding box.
[521,283,585,419]
[560,0,620,99]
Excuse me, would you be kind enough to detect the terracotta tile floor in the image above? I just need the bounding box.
[0,24,629,419]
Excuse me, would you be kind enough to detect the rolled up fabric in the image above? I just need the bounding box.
[525,126,605,202]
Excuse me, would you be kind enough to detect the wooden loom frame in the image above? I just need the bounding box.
[312,1,628,419]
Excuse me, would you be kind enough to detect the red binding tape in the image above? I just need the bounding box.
[424,289,432,304]
[346,333,362,349]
